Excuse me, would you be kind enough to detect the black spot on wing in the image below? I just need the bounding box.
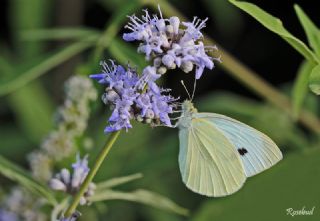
[238,147,248,156]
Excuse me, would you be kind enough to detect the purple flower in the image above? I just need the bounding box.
[0,209,18,221]
[90,61,177,133]
[72,154,90,188]
[123,6,220,79]
[181,17,208,41]
[49,154,95,206]
[136,86,176,127]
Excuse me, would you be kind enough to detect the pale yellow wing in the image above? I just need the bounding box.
[178,118,246,197]
[195,113,283,177]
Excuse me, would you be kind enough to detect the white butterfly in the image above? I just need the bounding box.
[176,100,283,197]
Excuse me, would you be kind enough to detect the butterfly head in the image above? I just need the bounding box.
[181,100,198,115]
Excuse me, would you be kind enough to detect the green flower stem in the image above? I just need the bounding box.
[144,0,320,135]
[64,131,121,218]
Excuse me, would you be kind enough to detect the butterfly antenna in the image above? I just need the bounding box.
[180,80,191,100]
[191,77,197,101]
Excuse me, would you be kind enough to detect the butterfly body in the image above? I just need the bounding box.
[177,100,282,197]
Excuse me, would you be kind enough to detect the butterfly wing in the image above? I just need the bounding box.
[178,117,246,197]
[195,113,283,177]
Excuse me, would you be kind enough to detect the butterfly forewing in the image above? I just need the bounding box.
[178,117,246,197]
[195,113,283,177]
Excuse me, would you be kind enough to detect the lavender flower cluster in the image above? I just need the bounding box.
[91,7,218,133]
[123,7,220,79]
[0,188,46,221]
[49,155,96,205]
[91,61,176,132]
[28,76,97,181]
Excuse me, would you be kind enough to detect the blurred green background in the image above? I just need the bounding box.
[0,0,320,220]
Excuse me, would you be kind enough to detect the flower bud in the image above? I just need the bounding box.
[136,115,143,122]
[104,89,119,104]
[145,109,155,119]
[49,178,66,191]
[181,61,194,73]
[162,55,175,69]
[79,197,87,206]
[153,57,162,67]
[169,17,180,34]
[60,168,71,184]
[166,25,174,34]
[157,66,167,75]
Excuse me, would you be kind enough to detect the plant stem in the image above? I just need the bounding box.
[144,0,320,135]
[64,131,121,218]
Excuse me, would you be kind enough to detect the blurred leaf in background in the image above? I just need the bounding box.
[1,0,320,221]
[7,0,54,144]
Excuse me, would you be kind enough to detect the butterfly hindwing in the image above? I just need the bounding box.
[178,117,246,197]
[195,113,283,177]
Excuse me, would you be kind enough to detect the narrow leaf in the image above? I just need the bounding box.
[96,173,143,190]
[0,36,97,96]
[90,189,189,216]
[0,55,54,143]
[229,0,318,63]
[9,83,54,142]
[21,28,100,41]
[0,155,57,205]
[309,65,320,95]
[294,4,320,57]
[292,61,315,118]
[8,0,56,142]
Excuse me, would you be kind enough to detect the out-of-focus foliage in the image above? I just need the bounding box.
[229,0,317,63]
[0,155,57,205]
[229,0,320,113]
[294,5,320,58]
[1,0,320,221]
[292,61,315,118]
[309,65,320,95]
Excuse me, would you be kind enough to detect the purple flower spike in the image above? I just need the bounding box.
[91,60,177,133]
[49,154,96,206]
[122,6,220,79]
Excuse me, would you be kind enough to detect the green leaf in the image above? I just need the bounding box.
[0,55,54,142]
[6,0,56,142]
[229,0,318,63]
[294,4,320,57]
[0,126,33,158]
[96,173,143,190]
[9,82,54,141]
[292,61,315,118]
[21,28,100,41]
[0,155,57,205]
[10,0,52,58]
[0,36,97,96]
[309,65,320,95]
[90,189,189,216]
